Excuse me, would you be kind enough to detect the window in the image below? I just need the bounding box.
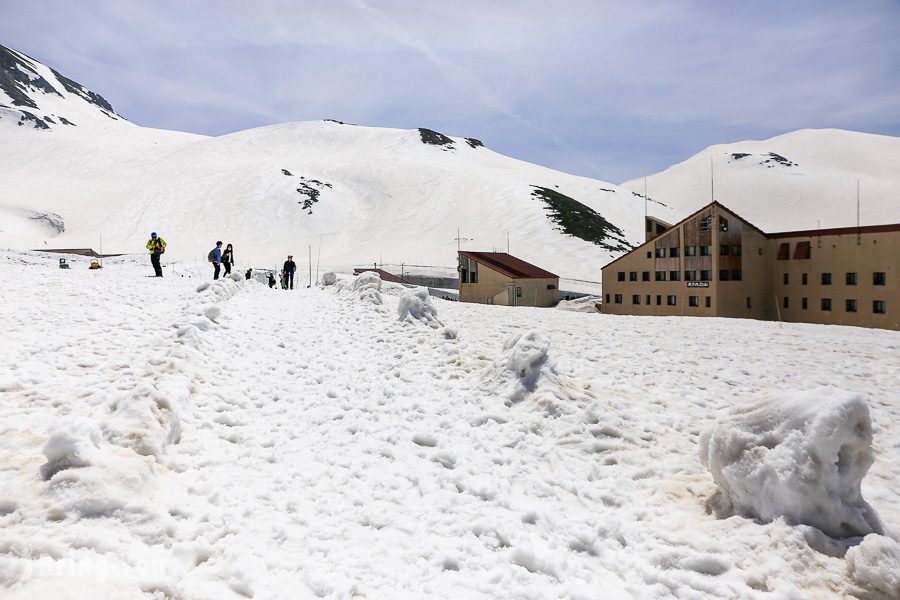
[846,272,857,286]
[667,295,677,306]
[821,273,832,285]
[802,297,808,310]
[719,244,729,256]
[732,245,742,256]
[547,284,556,290]
[719,217,729,231]
[655,247,667,258]
[632,294,641,305]
[689,296,699,307]
[614,294,622,304]
[874,300,886,314]
[705,296,711,308]
[685,245,696,257]
[646,251,652,259]
[783,296,789,309]
[700,270,712,281]
[802,273,808,285]
[719,269,730,281]
[516,287,522,298]
[684,270,697,281]
[655,271,666,281]
[874,272,886,286]
[605,294,609,304]
[793,241,811,259]
[669,270,681,281]
[777,243,790,260]
[460,257,478,283]
[783,273,789,285]
[700,245,711,256]
[669,247,680,258]
[821,298,832,311]
[732,270,742,281]
[656,295,662,306]
[617,271,625,282]
[470,259,478,283]
[699,216,712,232]
[746,297,752,309]
[629,271,638,282]
[642,271,650,282]
[846,299,857,313]
[646,295,651,305]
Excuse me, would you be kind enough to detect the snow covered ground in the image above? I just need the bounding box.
[1,250,898,599]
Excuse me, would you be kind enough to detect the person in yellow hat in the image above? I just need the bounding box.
[146,232,167,277]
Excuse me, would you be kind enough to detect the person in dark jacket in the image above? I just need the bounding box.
[146,232,166,277]
[283,255,297,290]
[245,268,252,280]
[222,243,234,275]
[209,241,223,279]
[268,273,276,288]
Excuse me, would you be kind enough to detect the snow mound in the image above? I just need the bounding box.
[226,273,243,282]
[846,534,900,598]
[397,287,443,329]
[104,378,188,458]
[351,271,383,305]
[699,388,883,538]
[555,296,601,313]
[320,271,337,286]
[40,416,102,479]
[498,331,559,404]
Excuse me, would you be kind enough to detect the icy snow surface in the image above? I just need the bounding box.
[0,251,898,599]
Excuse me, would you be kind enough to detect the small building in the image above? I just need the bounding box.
[458,251,559,307]
[601,201,899,330]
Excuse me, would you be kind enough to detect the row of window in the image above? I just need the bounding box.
[783,272,887,286]
[606,293,887,315]
[782,297,887,314]
[618,270,742,282]
[651,244,741,259]
[609,293,709,307]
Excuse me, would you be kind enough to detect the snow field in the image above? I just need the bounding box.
[1,253,899,598]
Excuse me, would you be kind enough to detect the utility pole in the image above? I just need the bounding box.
[308,244,312,287]
[857,179,861,245]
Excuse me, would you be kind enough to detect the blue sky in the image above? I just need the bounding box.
[2,0,898,182]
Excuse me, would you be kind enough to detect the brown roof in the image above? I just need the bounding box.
[353,268,413,285]
[767,223,900,239]
[459,251,558,279]
[34,248,125,258]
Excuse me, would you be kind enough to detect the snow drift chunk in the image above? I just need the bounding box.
[699,388,882,538]
[499,331,556,404]
[104,379,188,458]
[398,287,443,328]
[321,271,337,286]
[41,416,102,479]
[846,534,900,598]
[351,271,383,305]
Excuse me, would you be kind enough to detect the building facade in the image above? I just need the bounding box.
[458,251,559,307]
[601,202,899,330]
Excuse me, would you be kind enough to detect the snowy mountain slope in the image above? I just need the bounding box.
[623,129,900,232]
[0,43,123,129]
[0,45,653,284]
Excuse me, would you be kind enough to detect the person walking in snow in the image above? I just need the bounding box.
[268,273,276,288]
[283,255,297,290]
[208,241,223,280]
[222,243,235,276]
[245,268,252,280]
[146,232,166,277]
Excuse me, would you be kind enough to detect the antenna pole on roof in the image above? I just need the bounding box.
[644,176,648,219]
[507,230,510,254]
[710,156,714,202]
[857,179,861,246]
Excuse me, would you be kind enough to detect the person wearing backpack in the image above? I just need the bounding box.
[146,232,167,277]
[207,241,223,279]
[222,243,235,275]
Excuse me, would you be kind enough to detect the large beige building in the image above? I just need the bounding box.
[458,251,559,307]
[601,201,899,330]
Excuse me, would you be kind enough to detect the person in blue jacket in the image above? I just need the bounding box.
[208,241,223,279]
